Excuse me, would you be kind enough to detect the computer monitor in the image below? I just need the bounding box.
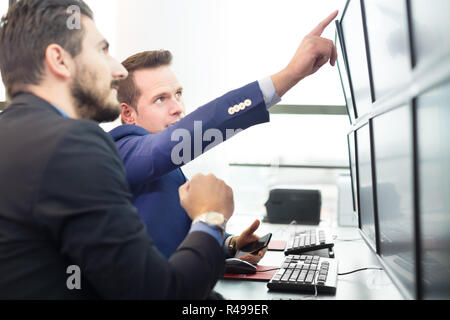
[340,0,373,118]
[416,82,450,300]
[372,104,416,299]
[341,0,450,300]
[409,0,450,69]
[355,123,377,252]
[335,22,357,123]
[347,131,358,214]
[363,0,412,101]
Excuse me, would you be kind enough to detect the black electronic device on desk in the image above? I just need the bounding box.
[267,255,338,294]
[285,229,335,257]
[225,258,257,275]
[264,189,321,225]
[235,233,272,258]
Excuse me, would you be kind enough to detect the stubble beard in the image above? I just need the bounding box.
[71,65,121,123]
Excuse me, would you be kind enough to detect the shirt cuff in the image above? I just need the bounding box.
[258,76,282,110]
[189,222,224,247]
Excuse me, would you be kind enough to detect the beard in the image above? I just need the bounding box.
[71,64,121,123]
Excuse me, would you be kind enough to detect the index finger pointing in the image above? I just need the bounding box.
[241,219,260,237]
[309,10,339,36]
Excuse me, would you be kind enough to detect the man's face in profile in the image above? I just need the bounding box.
[132,66,185,133]
[71,17,127,122]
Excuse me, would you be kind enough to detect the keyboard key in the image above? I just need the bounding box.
[299,237,305,247]
[305,237,310,247]
[290,270,300,281]
[305,274,314,283]
[297,270,307,282]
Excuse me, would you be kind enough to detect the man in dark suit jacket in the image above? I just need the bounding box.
[0,0,234,299]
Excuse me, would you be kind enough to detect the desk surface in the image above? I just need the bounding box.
[214,215,403,300]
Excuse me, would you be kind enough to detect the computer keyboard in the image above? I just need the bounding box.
[285,229,334,256]
[267,255,338,294]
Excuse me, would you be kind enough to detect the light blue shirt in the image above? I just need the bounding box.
[190,222,224,246]
[258,76,282,110]
[52,104,69,118]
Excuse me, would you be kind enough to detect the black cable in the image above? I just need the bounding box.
[338,267,383,276]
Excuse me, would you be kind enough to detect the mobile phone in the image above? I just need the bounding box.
[235,233,272,258]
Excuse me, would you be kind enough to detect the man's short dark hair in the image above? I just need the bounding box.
[118,50,173,110]
[0,0,94,99]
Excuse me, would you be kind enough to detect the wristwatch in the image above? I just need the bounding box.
[192,212,227,234]
[227,236,238,257]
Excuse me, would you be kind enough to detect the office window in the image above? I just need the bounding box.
[364,0,412,101]
[356,123,377,252]
[0,0,8,103]
[340,0,372,118]
[373,105,416,299]
[417,82,450,300]
[410,0,450,68]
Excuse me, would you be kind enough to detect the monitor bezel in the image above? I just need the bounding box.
[335,20,358,123]
[355,122,380,255]
[339,0,375,119]
[346,131,358,218]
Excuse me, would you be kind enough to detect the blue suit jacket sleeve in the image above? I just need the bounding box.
[120,81,270,187]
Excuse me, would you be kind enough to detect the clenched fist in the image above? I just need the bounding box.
[178,173,234,221]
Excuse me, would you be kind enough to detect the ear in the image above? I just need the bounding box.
[44,44,74,81]
[121,103,138,125]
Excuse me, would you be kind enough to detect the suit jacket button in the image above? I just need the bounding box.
[233,104,240,113]
[228,107,235,115]
[244,99,252,107]
[239,102,246,110]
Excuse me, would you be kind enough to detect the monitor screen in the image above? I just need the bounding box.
[416,82,450,300]
[372,104,416,299]
[347,131,358,214]
[363,0,412,101]
[356,123,377,252]
[410,0,450,68]
[335,22,357,123]
[340,0,373,118]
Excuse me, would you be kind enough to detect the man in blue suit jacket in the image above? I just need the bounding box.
[110,11,339,260]
[110,53,270,260]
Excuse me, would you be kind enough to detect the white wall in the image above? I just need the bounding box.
[115,0,346,110]
[85,0,118,58]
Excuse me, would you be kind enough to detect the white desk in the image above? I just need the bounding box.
[214,215,403,300]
